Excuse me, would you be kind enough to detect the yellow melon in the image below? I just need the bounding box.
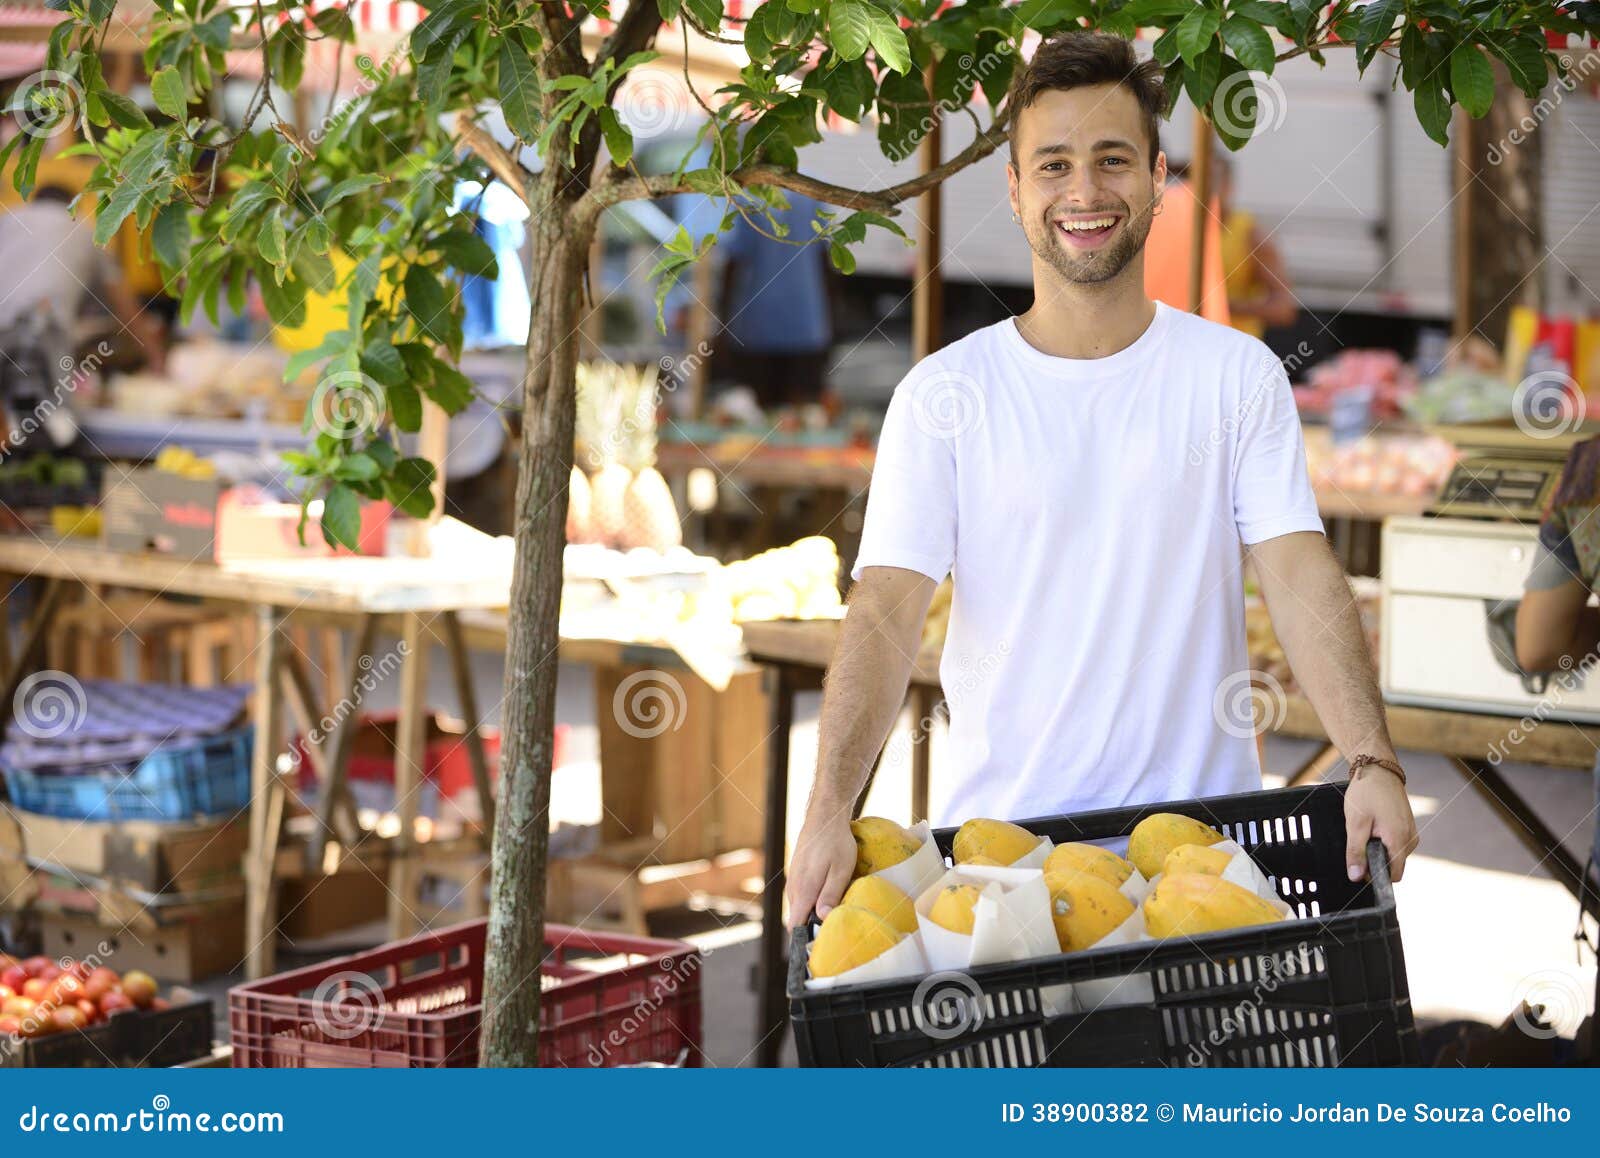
[1163,842,1233,878]
[840,875,917,935]
[1127,813,1224,879]
[1044,869,1136,953]
[807,905,904,979]
[927,883,984,935]
[850,817,920,879]
[1143,873,1284,939]
[952,818,1040,866]
[1044,842,1136,886]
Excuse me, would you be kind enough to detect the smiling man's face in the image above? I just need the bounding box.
[1007,82,1167,286]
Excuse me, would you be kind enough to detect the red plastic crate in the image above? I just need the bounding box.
[228,919,702,1067]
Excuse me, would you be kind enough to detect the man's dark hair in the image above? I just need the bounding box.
[1008,31,1167,169]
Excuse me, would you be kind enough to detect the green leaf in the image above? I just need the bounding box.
[276,25,307,91]
[1151,25,1181,65]
[1221,16,1275,74]
[411,0,477,59]
[1414,75,1451,147]
[402,265,458,350]
[1119,0,1192,21]
[424,361,474,414]
[366,441,398,472]
[1185,44,1223,108]
[976,33,1015,108]
[432,230,497,278]
[815,54,876,121]
[387,381,423,433]
[875,68,932,162]
[321,484,362,550]
[1355,0,1399,71]
[100,90,151,130]
[323,174,384,208]
[829,0,872,60]
[829,242,855,274]
[311,7,354,41]
[865,4,911,73]
[684,0,722,29]
[360,340,408,388]
[1013,0,1090,30]
[258,210,288,265]
[499,40,540,141]
[1175,7,1221,67]
[1449,44,1494,119]
[599,106,634,167]
[151,68,187,120]
[93,180,144,246]
[1229,0,1294,35]
[151,201,190,272]
[1488,35,1549,99]
[302,217,332,256]
[335,453,381,483]
[1212,57,1256,151]
[384,458,438,518]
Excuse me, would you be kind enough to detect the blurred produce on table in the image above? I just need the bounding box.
[1292,349,1417,422]
[1305,431,1456,501]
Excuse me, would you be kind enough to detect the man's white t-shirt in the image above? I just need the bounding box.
[852,302,1324,826]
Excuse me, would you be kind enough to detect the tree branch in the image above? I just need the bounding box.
[535,0,588,78]
[581,107,1013,222]
[594,0,663,76]
[458,116,535,207]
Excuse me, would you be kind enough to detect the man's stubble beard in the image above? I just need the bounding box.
[1021,188,1160,287]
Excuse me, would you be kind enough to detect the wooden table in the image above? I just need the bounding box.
[740,617,1600,1068]
[0,535,512,978]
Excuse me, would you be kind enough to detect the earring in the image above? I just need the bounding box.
[1011,210,1020,224]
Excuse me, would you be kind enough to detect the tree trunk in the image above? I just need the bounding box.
[479,171,593,1067]
[1453,63,1543,348]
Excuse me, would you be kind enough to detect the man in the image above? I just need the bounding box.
[785,32,1417,925]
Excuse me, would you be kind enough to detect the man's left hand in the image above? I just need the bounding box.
[1343,769,1417,883]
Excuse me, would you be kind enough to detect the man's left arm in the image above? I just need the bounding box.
[1248,530,1418,883]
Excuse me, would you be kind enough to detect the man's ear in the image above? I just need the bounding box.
[1006,161,1020,218]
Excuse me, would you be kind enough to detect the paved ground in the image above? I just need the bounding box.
[206,650,1599,1066]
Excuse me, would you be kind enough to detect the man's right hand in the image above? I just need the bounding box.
[784,810,857,928]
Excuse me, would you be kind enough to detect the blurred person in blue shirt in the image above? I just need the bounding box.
[715,191,834,409]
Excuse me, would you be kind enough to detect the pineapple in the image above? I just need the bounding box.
[576,361,632,546]
[566,465,593,543]
[616,365,682,552]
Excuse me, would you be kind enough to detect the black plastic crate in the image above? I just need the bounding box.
[1,999,213,1068]
[788,782,1416,1068]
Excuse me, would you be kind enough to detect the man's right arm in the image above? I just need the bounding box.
[783,565,936,926]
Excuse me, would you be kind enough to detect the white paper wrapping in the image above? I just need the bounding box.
[915,865,1076,1016]
[801,925,930,990]
[1117,867,1151,906]
[1070,903,1155,1010]
[870,820,948,901]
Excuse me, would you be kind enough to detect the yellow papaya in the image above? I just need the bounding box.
[1044,870,1135,953]
[840,875,917,935]
[808,905,904,978]
[1163,842,1233,878]
[1044,842,1136,886]
[850,816,920,879]
[952,818,1040,866]
[1127,813,1224,879]
[1142,873,1284,938]
[927,883,984,935]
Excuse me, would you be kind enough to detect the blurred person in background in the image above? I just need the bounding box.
[715,190,834,410]
[1142,160,1230,324]
[1215,156,1297,338]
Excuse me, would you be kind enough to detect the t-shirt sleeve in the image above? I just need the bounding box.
[850,369,958,583]
[1231,353,1325,545]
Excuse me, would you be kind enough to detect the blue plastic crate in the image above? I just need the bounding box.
[1,726,254,821]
